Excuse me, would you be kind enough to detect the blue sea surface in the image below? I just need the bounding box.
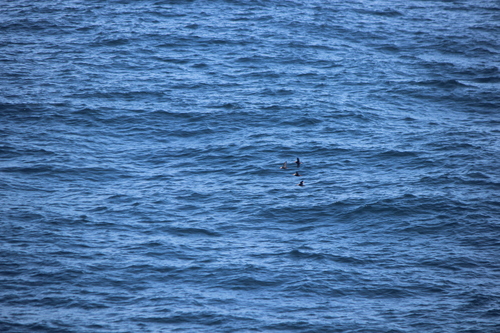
[1,0,500,332]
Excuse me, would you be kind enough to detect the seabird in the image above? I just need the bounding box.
[295,157,302,167]
[297,180,305,186]
[280,161,288,169]
[293,171,301,176]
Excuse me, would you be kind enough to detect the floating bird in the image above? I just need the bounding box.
[297,180,305,186]
[294,157,302,167]
[280,161,288,169]
[293,171,302,176]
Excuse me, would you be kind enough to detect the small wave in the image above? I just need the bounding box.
[148,109,203,120]
[152,56,190,64]
[473,76,500,83]
[376,44,400,53]
[1,18,61,32]
[71,90,167,101]
[259,88,295,96]
[163,226,221,237]
[470,47,498,55]
[133,311,235,326]
[191,62,208,68]
[206,102,243,109]
[287,249,368,265]
[280,116,323,127]
[356,8,404,17]
[374,149,419,158]
[220,275,280,290]
[357,286,414,299]
[0,145,22,158]
[410,79,471,89]
[170,127,215,138]
[1,165,54,174]
[465,171,490,179]
[399,221,461,235]
[418,257,473,271]
[91,37,130,47]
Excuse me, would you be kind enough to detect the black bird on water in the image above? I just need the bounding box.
[295,157,302,167]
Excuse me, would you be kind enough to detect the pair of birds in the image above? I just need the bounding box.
[280,157,305,186]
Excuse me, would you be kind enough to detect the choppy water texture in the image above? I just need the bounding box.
[1,0,500,332]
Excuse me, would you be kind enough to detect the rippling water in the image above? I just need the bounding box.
[1,0,500,332]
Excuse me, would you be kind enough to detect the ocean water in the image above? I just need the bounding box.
[1,0,500,332]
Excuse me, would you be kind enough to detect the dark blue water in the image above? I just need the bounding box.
[1,0,500,332]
